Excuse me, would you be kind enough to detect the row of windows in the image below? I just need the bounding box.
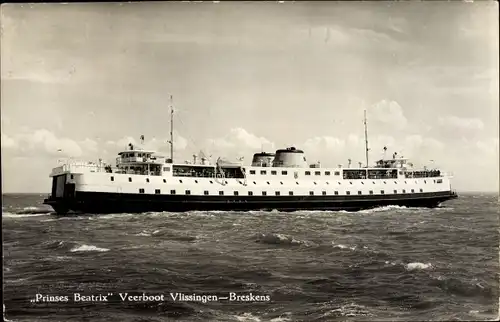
[111,176,440,186]
[248,170,341,176]
[139,188,425,195]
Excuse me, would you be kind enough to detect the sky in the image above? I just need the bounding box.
[1,1,498,193]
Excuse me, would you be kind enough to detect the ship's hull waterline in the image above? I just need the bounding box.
[44,190,457,214]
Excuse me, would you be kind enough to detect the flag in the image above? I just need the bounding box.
[140,135,145,141]
[383,146,387,151]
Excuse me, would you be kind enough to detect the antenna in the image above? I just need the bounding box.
[363,110,369,168]
[167,95,174,163]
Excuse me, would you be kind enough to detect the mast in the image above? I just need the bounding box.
[364,110,369,168]
[168,95,174,163]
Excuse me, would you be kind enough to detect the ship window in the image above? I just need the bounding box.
[163,167,170,172]
[394,190,397,194]
[275,191,280,196]
[399,171,403,175]
[146,178,150,183]
[289,191,293,196]
[437,179,443,183]
[325,171,331,175]
[296,182,299,185]
[369,190,373,195]
[234,191,239,196]
[260,170,266,175]
[279,181,282,185]
[334,171,340,176]
[282,171,288,175]
[139,189,145,194]
[381,190,385,194]
[322,191,327,196]
[110,176,114,181]
[253,181,257,185]
[309,191,314,196]
[338,182,341,185]
[394,181,397,184]
[326,182,330,185]
[155,189,160,194]
[350,182,353,185]
[361,182,364,185]
[346,191,351,195]
[305,171,311,175]
[404,181,407,184]
[334,191,339,195]
[262,191,267,196]
[248,191,253,196]
[358,191,362,195]
[170,190,176,195]
[250,170,256,175]
[411,189,415,193]
[402,189,406,193]
[70,174,74,179]
[179,180,183,183]
[210,180,214,184]
[195,180,198,183]
[415,180,418,184]
[204,190,209,195]
[129,177,132,182]
[420,189,423,192]
[219,191,224,196]
[372,181,376,184]
[315,171,321,176]
[163,179,166,183]
[424,180,426,184]
[271,170,277,175]
[267,181,270,185]
[314,182,317,185]
[185,190,191,195]
[383,181,386,184]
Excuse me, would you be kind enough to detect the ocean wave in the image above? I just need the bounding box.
[430,275,497,298]
[405,262,433,271]
[234,312,262,321]
[332,242,357,251]
[70,245,110,252]
[322,302,373,318]
[255,233,311,246]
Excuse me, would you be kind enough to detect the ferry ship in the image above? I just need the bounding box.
[43,107,458,214]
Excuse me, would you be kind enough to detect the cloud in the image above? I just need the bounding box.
[1,132,17,149]
[208,128,273,151]
[370,100,408,130]
[112,132,188,154]
[438,115,484,131]
[476,138,499,156]
[1,128,103,158]
[304,136,345,151]
[79,138,98,153]
[30,129,83,157]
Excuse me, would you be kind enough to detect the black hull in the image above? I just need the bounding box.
[43,191,458,215]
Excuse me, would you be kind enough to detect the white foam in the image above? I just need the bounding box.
[359,205,408,214]
[332,242,357,251]
[70,245,109,252]
[234,312,262,321]
[3,212,50,218]
[405,262,432,271]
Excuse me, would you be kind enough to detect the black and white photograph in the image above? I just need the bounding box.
[1,1,499,321]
